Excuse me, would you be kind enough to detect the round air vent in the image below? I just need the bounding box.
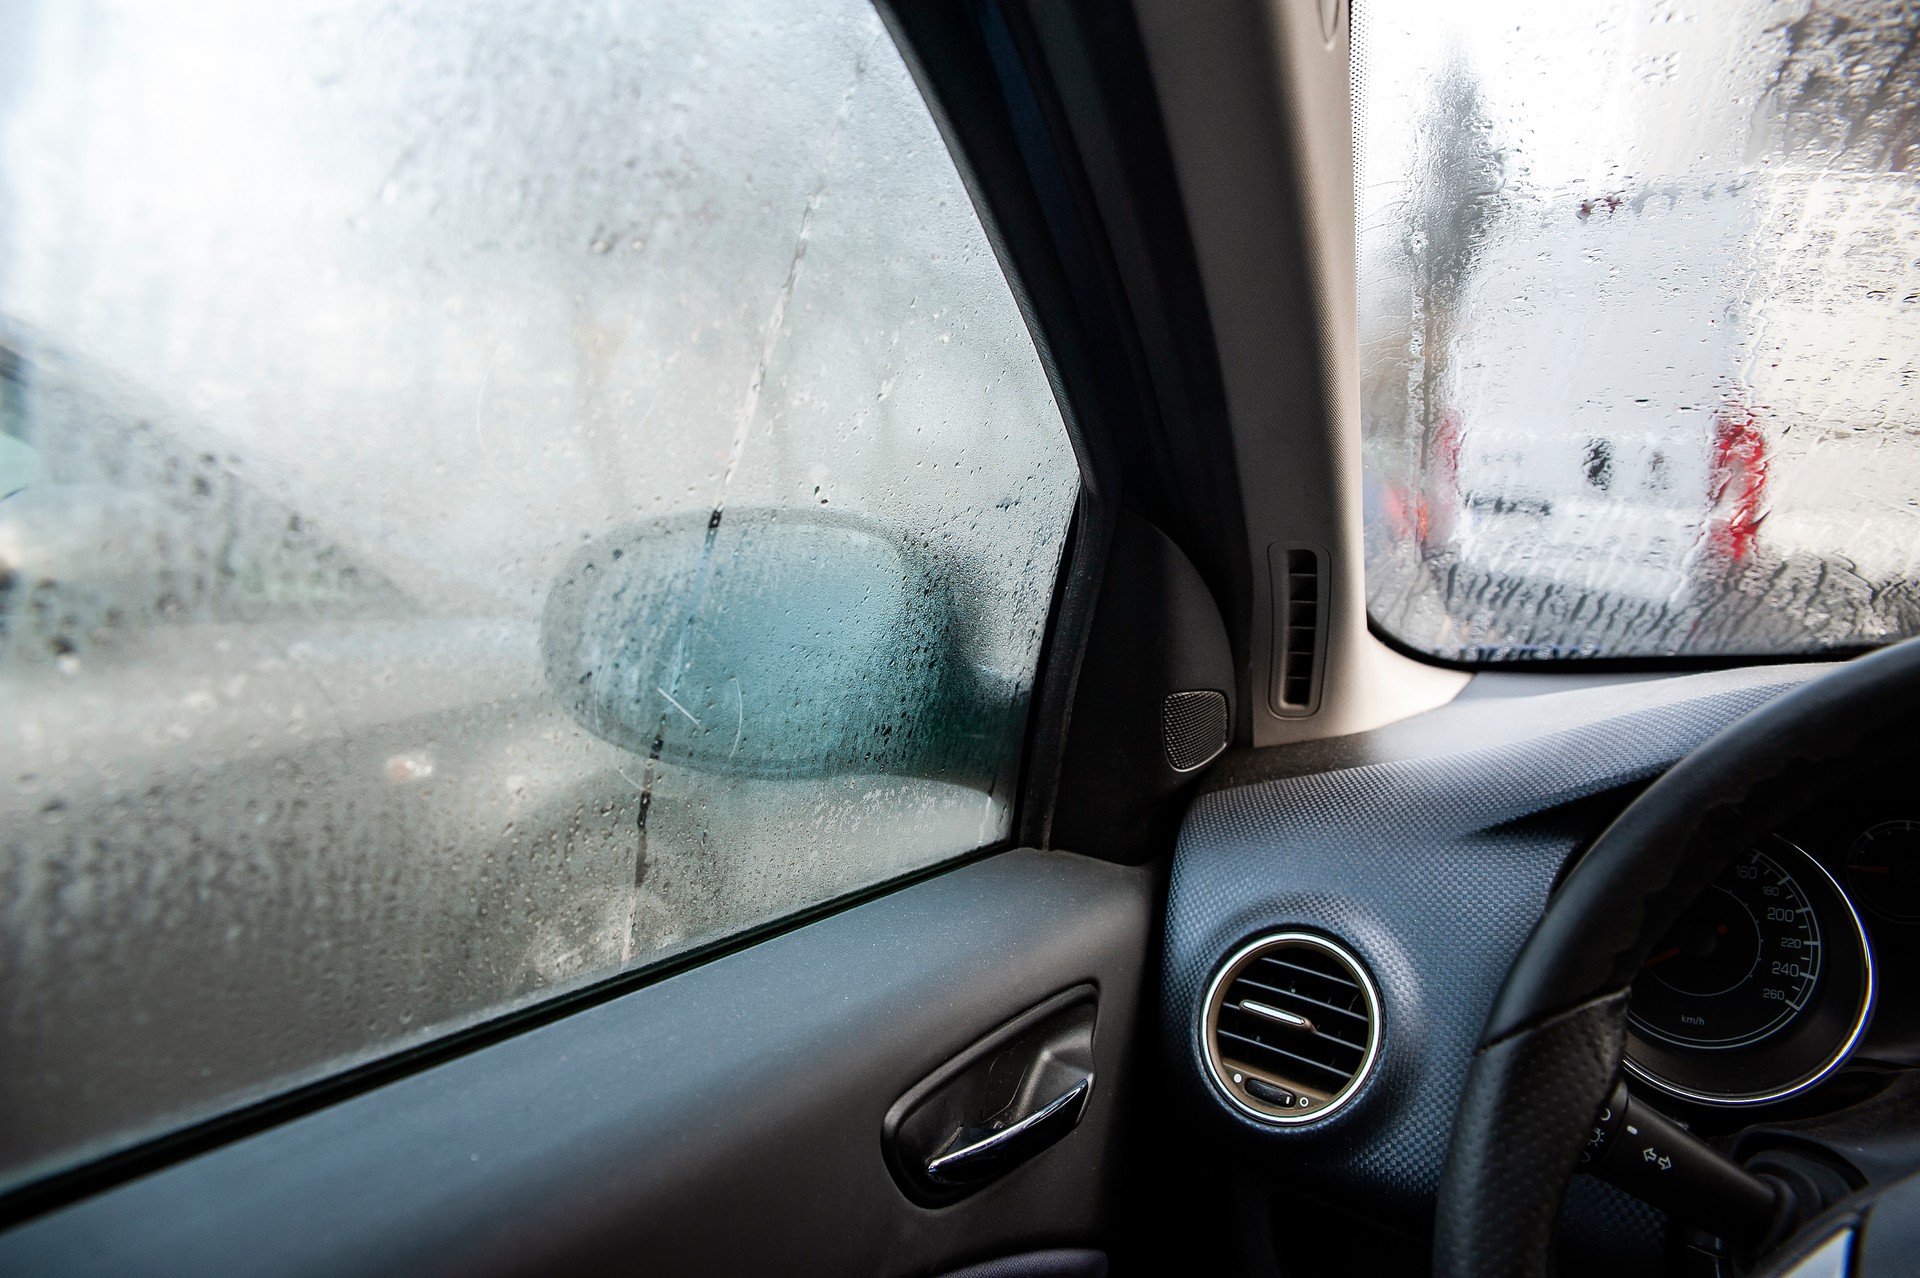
[1201,932,1381,1124]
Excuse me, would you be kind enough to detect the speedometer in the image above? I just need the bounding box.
[1627,847,1820,1051]
[1623,837,1873,1106]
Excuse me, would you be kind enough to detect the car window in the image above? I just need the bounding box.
[0,0,1079,1194]
[1354,0,1920,661]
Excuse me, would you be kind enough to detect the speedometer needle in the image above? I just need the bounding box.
[1643,946,1682,968]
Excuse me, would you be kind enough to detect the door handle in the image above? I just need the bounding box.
[882,986,1098,1204]
[924,1074,1093,1186]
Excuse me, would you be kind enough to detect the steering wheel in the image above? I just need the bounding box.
[1434,637,1920,1278]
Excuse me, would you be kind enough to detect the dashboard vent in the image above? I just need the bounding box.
[1270,547,1325,717]
[1162,689,1229,773]
[1202,933,1380,1124]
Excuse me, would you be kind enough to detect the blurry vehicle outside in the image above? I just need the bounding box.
[1357,0,1920,660]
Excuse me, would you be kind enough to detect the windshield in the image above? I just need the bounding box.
[1355,0,1920,662]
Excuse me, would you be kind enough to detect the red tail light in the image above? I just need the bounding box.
[1709,406,1768,561]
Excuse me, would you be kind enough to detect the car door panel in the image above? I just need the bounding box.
[0,848,1149,1277]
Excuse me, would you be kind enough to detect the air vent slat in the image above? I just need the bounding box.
[1203,933,1381,1125]
[1220,1027,1367,1077]
[1245,968,1362,1013]
[1225,1014,1369,1057]
[1228,970,1367,1013]
[1215,1030,1355,1090]
[1219,1007,1368,1060]
[1254,955,1359,990]
[1231,976,1368,1021]
[1270,547,1325,717]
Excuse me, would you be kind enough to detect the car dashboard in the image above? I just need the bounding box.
[1164,663,1920,1269]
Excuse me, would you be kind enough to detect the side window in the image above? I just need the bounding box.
[0,1,1078,1192]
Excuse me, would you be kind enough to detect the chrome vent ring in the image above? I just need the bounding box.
[1201,932,1382,1125]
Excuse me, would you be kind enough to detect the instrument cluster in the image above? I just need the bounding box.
[1622,782,1920,1109]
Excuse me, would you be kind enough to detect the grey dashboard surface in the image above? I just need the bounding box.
[0,848,1151,1277]
[1165,663,1831,1222]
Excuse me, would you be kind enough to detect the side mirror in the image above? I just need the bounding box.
[540,508,1018,785]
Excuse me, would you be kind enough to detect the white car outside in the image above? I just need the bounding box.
[1434,180,1763,607]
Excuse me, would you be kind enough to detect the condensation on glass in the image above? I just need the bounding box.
[1354,0,1920,661]
[0,0,1079,1192]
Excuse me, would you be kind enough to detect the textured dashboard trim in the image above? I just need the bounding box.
[1164,664,1829,1219]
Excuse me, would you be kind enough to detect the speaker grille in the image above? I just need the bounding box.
[1162,690,1229,773]
[1202,933,1381,1124]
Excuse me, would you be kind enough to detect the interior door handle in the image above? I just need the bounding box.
[924,1074,1093,1186]
[883,986,1098,1204]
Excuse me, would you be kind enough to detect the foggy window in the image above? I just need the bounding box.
[1355,0,1920,661]
[0,0,1079,1193]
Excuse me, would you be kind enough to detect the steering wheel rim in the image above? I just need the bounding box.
[1434,638,1920,1278]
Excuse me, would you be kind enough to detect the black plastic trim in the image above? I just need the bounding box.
[1367,610,1883,675]
[1049,511,1234,863]
[1018,492,1115,850]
